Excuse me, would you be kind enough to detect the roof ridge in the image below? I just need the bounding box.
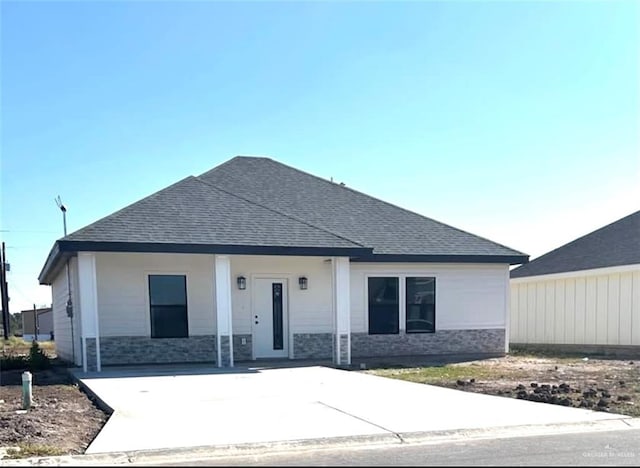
[255,158,527,256]
[192,176,368,249]
[63,176,197,241]
[199,155,268,180]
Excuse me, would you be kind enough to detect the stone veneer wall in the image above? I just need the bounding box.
[351,329,505,357]
[219,335,231,367]
[85,338,97,371]
[98,335,217,366]
[293,333,333,359]
[339,334,349,364]
[233,334,253,361]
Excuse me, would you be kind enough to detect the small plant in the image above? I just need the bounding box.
[28,341,51,371]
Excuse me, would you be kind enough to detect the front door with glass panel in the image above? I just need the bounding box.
[253,278,288,358]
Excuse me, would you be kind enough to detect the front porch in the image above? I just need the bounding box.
[76,252,352,372]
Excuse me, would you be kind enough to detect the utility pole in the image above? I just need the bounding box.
[33,304,39,341]
[1,242,10,339]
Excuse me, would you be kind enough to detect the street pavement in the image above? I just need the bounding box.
[150,427,640,466]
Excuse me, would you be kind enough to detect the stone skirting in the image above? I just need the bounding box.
[98,335,216,366]
[219,335,231,367]
[339,333,349,364]
[293,333,333,359]
[351,329,505,357]
[233,334,253,361]
[85,337,97,371]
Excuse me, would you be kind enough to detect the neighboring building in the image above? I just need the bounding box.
[21,307,54,341]
[38,156,528,372]
[510,210,640,355]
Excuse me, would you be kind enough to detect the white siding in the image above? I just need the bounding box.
[575,277,586,344]
[230,256,333,334]
[51,257,82,365]
[510,265,640,345]
[95,253,216,337]
[633,271,640,345]
[349,263,509,333]
[91,254,511,339]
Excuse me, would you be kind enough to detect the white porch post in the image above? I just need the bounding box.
[215,255,234,367]
[77,252,101,372]
[332,257,351,366]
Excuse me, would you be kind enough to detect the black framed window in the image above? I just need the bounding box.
[406,277,436,333]
[368,277,399,334]
[149,275,188,338]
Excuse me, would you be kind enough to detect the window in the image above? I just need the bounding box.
[367,275,437,335]
[406,277,435,333]
[368,277,399,334]
[149,275,188,338]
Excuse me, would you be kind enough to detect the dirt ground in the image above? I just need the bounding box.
[0,366,108,458]
[368,354,640,417]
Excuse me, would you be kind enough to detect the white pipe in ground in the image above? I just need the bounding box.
[22,371,32,410]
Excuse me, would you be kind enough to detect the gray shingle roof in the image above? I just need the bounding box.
[64,175,364,249]
[199,156,526,257]
[510,210,640,278]
[40,156,528,284]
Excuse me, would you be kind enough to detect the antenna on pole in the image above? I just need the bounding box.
[55,196,67,236]
[55,195,74,363]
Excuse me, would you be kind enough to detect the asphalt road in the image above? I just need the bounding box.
[154,428,640,466]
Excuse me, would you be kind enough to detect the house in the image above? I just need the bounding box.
[38,156,528,372]
[21,307,54,341]
[510,210,640,355]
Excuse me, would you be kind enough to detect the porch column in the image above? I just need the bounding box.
[332,257,351,366]
[78,252,101,372]
[215,255,234,367]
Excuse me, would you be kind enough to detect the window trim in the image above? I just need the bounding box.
[364,272,437,335]
[145,271,190,339]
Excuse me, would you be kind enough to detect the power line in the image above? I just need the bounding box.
[0,230,60,234]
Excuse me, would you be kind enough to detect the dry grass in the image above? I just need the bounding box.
[367,353,640,417]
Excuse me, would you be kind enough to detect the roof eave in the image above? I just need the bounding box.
[39,240,375,283]
[38,242,67,285]
[351,254,529,265]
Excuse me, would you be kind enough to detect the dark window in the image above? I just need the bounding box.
[406,277,436,333]
[368,277,399,334]
[149,275,188,338]
[272,283,283,350]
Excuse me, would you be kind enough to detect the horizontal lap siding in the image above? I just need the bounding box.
[95,253,215,337]
[350,263,509,333]
[230,256,332,335]
[510,266,640,346]
[51,258,82,365]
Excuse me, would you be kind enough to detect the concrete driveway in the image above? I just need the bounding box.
[75,364,630,454]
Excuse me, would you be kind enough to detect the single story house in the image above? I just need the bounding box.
[39,156,528,372]
[510,210,640,354]
[21,306,54,341]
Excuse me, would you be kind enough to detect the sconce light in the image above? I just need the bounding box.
[298,276,308,290]
[237,276,247,290]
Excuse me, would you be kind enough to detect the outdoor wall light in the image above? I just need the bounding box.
[237,276,247,290]
[298,276,308,290]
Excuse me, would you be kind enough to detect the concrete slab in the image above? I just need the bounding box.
[74,365,630,454]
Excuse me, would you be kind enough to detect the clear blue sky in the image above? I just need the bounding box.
[1,0,638,313]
